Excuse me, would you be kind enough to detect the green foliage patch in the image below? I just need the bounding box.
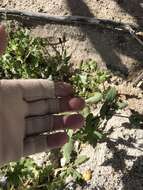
[0,25,127,189]
[0,26,71,81]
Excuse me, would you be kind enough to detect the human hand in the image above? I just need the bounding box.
[0,26,85,165]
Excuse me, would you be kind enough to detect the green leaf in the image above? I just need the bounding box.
[100,102,109,118]
[65,55,71,63]
[105,87,117,102]
[74,155,89,166]
[117,101,128,109]
[93,131,103,139]
[62,139,74,164]
[72,170,82,180]
[86,92,103,104]
[81,106,90,117]
[67,129,74,138]
[79,74,87,84]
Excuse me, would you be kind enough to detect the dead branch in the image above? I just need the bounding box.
[0,9,143,48]
[0,8,137,31]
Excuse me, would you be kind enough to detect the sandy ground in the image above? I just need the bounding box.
[78,109,143,190]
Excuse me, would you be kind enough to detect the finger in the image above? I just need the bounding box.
[20,79,55,101]
[60,97,85,112]
[55,82,74,97]
[17,80,73,101]
[25,114,84,136]
[0,25,7,55]
[27,97,85,116]
[54,114,84,131]
[24,132,68,156]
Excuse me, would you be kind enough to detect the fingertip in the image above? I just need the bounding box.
[47,132,68,149]
[55,82,74,97]
[69,97,85,111]
[63,114,85,129]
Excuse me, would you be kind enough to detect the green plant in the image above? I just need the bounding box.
[0,26,71,81]
[0,24,128,189]
[71,60,110,98]
[60,154,88,183]
[0,26,73,189]
[0,158,65,190]
[62,61,127,162]
[60,130,89,183]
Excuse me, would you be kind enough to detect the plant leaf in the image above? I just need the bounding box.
[117,101,128,109]
[105,87,117,102]
[81,106,90,117]
[62,139,74,164]
[74,155,89,166]
[86,92,103,104]
[67,129,74,138]
[93,130,103,139]
[79,74,87,84]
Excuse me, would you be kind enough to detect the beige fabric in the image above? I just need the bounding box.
[0,79,58,165]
